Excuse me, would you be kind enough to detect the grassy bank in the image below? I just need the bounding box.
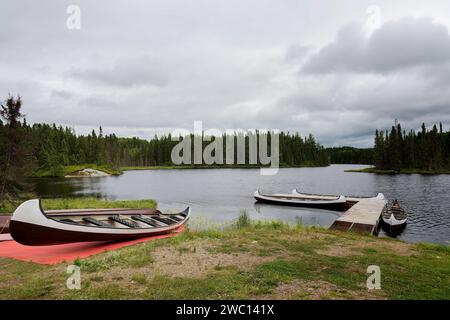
[32,164,122,178]
[0,217,448,300]
[346,167,450,175]
[0,198,156,214]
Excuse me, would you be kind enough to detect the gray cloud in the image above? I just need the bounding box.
[68,56,170,88]
[2,1,450,147]
[302,17,450,74]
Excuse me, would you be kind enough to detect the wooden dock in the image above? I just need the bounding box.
[330,196,387,235]
[283,192,387,235]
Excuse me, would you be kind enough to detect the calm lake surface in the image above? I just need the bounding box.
[33,165,450,245]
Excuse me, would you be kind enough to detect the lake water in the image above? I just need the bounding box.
[33,165,450,245]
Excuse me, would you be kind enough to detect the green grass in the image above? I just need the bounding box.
[0,197,156,214]
[346,167,450,175]
[32,164,122,178]
[235,210,251,229]
[0,216,448,300]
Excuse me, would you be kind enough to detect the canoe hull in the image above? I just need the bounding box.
[10,220,181,246]
[9,199,190,246]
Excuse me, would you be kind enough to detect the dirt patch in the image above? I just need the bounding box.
[257,279,384,300]
[375,241,415,256]
[316,238,415,257]
[96,240,283,282]
[152,249,262,277]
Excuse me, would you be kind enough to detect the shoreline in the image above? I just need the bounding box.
[31,165,122,178]
[120,164,330,171]
[346,167,450,175]
[30,163,332,177]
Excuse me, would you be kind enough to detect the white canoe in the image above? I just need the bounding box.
[254,190,347,210]
[292,189,385,200]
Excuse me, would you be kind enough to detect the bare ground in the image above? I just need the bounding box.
[257,279,385,300]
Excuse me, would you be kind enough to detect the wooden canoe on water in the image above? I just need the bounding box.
[382,200,407,232]
[254,190,347,210]
[9,199,190,246]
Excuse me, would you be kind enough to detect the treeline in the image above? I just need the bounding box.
[1,96,330,182]
[325,147,374,164]
[374,122,450,171]
[26,126,329,171]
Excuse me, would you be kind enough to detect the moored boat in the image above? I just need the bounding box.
[381,200,407,233]
[292,189,385,200]
[254,190,347,210]
[9,199,190,246]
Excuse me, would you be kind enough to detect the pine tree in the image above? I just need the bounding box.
[0,96,34,201]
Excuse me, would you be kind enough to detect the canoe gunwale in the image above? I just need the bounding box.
[292,189,385,200]
[32,200,189,230]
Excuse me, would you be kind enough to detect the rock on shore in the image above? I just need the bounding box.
[65,168,110,178]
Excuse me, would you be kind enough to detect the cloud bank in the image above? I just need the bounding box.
[1,1,450,147]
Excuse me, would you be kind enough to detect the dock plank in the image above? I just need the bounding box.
[330,198,387,234]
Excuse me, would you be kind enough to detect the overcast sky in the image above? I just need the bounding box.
[2,0,450,147]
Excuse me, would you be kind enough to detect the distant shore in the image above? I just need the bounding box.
[346,167,450,175]
[31,165,122,178]
[120,164,328,171]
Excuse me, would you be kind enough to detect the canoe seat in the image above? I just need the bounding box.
[131,215,159,227]
[151,216,174,225]
[109,215,139,228]
[82,217,110,227]
[167,215,183,222]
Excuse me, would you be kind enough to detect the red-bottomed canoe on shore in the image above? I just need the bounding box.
[254,190,347,210]
[9,199,190,246]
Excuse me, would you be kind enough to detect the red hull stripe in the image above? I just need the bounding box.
[0,225,184,265]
